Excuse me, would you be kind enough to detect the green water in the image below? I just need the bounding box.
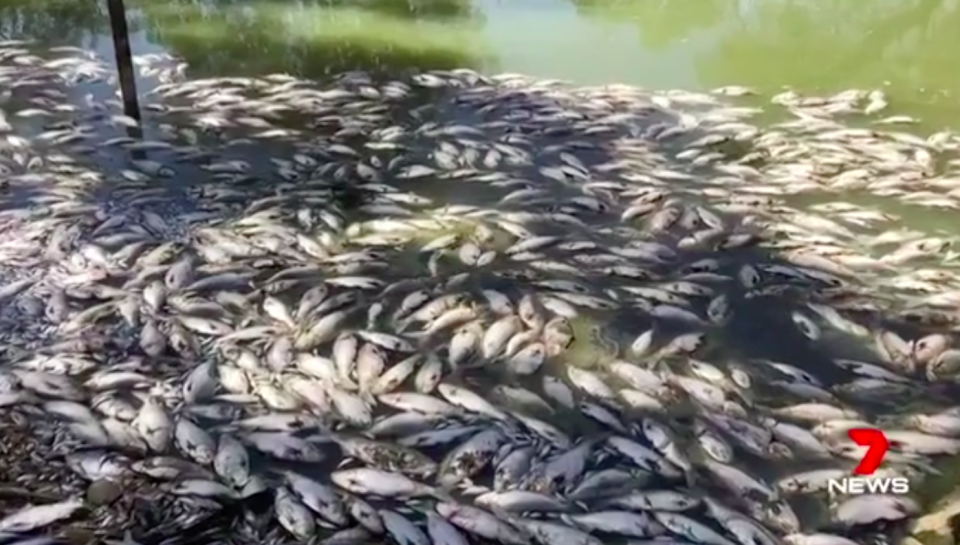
[4,0,960,128]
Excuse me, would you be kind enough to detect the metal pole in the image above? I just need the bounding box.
[106,0,145,148]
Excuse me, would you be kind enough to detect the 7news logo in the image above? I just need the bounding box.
[827,428,911,495]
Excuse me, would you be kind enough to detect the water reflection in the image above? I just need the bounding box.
[557,0,960,138]
[565,0,960,105]
[695,0,960,96]
[131,0,492,80]
[6,0,960,122]
[570,0,733,51]
[0,0,107,46]
[320,0,478,22]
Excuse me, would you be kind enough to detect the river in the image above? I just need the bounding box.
[3,0,959,119]
[6,0,960,231]
[2,0,960,542]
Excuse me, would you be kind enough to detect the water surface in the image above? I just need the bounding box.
[3,0,959,121]
[9,0,960,223]
[4,0,960,535]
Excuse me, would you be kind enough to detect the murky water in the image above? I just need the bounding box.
[5,0,960,233]
[4,0,960,112]
[3,1,960,542]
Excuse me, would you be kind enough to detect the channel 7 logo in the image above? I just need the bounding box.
[827,428,910,495]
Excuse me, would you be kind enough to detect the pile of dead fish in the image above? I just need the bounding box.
[3,41,960,545]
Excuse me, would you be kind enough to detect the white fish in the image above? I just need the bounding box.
[513,518,601,545]
[331,468,448,500]
[437,383,510,421]
[381,509,430,545]
[174,416,216,465]
[435,502,528,545]
[541,375,576,408]
[214,434,250,488]
[0,499,85,532]
[284,471,349,527]
[274,486,316,540]
[426,510,471,545]
[654,512,738,545]
[134,396,173,452]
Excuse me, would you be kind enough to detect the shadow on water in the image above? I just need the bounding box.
[129,0,493,81]
[252,0,480,23]
[107,0,145,144]
[563,0,960,138]
[569,0,734,51]
[0,0,108,47]
[691,0,960,126]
